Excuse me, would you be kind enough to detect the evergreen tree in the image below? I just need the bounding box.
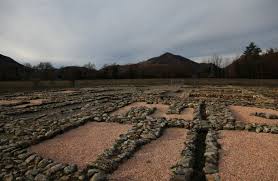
[243,42,262,56]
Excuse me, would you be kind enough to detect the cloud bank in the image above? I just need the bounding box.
[0,0,278,68]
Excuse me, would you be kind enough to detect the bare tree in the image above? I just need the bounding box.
[207,54,223,78]
[23,63,32,68]
[209,54,223,68]
[84,62,96,70]
[266,48,275,54]
[34,62,54,70]
[33,62,55,80]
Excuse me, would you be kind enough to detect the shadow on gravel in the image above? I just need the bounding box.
[191,129,208,181]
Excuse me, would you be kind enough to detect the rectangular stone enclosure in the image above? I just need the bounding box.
[29,122,132,168]
[110,128,187,181]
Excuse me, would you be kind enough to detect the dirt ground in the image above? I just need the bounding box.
[30,122,132,168]
[110,128,187,181]
[219,130,278,181]
[230,105,278,125]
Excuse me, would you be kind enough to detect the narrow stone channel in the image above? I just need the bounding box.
[191,129,208,181]
[192,101,208,180]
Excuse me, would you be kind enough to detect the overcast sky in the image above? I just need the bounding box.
[0,0,278,68]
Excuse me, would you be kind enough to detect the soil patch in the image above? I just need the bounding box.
[229,106,278,125]
[29,122,132,168]
[0,100,21,106]
[110,128,187,181]
[59,90,77,94]
[15,99,48,108]
[219,130,278,181]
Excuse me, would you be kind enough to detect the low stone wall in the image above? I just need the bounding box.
[204,130,220,180]
[167,102,188,114]
[170,130,198,180]
[88,118,167,180]
[1,86,277,180]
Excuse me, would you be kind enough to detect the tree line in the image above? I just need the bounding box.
[1,42,278,80]
[202,42,278,79]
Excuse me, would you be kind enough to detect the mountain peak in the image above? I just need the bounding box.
[161,52,175,57]
[140,52,198,66]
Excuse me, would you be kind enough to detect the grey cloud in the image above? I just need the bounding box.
[0,0,278,68]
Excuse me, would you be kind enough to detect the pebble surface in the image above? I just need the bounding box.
[219,130,278,181]
[110,128,187,181]
[30,122,132,168]
[229,105,278,125]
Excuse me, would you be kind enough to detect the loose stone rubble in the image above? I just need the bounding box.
[250,112,278,119]
[0,86,277,181]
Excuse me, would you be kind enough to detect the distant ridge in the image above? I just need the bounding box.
[0,54,31,80]
[1,51,277,80]
[98,52,217,78]
[0,54,24,67]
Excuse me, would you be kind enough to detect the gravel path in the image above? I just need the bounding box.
[15,99,47,108]
[110,128,187,181]
[59,90,77,94]
[30,122,131,168]
[0,100,20,105]
[229,105,278,125]
[112,102,194,120]
[219,130,278,181]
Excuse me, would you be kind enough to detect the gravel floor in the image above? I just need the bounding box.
[219,130,278,181]
[59,90,77,94]
[229,105,278,125]
[15,99,47,108]
[0,100,20,105]
[29,122,132,168]
[111,102,194,120]
[110,128,187,181]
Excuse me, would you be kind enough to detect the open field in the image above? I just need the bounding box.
[0,79,277,91]
[0,84,277,180]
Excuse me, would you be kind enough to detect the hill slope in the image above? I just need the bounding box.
[0,54,31,80]
[0,54,25,67]
[225,52,278,78]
